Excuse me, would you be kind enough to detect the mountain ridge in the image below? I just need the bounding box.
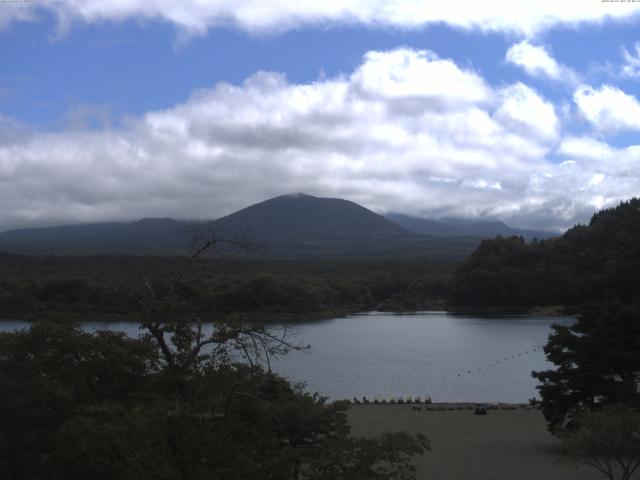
[0,193,550,258]
[386,212,556,239]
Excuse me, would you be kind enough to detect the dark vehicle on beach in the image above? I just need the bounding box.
[474,405,488,415]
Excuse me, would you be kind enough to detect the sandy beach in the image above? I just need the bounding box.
[348,404,602,480]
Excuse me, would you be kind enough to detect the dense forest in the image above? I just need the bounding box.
[449,198,640,308]
[0,254,451,320]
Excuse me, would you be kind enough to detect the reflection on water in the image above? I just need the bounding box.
[0,311,573,403]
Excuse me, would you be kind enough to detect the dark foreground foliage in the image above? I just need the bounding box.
[561,405,640,480]
[450,198,640,307]
[533,303,640,433]
[0,320,428,480]
[0,234,430,479]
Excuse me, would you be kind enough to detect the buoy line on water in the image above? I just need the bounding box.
[342,345,549,405]
[455,345,546,378]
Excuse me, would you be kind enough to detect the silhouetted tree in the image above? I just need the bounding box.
[0,232,430,479]
[533,303,640,433]
[561,405,640,480]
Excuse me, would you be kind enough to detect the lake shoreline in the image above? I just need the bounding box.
[0,304,573,324]
[343,400,532,409]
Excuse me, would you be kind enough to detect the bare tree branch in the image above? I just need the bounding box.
[114,230,306,374]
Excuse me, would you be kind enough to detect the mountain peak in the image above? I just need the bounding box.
[280,192,315,199]
[212,193,408,243]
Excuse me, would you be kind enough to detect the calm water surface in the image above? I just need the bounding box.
[1,311,573,403]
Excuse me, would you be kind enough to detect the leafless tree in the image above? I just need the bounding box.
[118,227,306,373]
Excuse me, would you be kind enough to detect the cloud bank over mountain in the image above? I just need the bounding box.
[1,45,639,231]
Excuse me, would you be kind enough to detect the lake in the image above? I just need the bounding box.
[0,311,573,403]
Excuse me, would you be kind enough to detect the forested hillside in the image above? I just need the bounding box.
[0,255,450,320]
[449,198,640,307]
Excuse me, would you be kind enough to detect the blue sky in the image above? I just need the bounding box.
[1,1,640,231]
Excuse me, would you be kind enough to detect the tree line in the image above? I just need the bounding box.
[0,254,450,319]
[449,198,640,308]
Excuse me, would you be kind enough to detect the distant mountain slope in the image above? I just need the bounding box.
[449,198,640,307]
[212,193,408,242]
[0,194,478,259]
[386,213,555,239]
[0,218,198,254]
[206,193,472,258]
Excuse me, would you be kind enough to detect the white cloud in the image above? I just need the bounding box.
[3,0,640,36]
[574,84,640,132]
[535,135,640,222]
[505,41,578,84]
[557,136,615,160]
[0,3,36,30]
[351,49,492,106]
[0,48,638,232]
[494,83,559,141]
[622,42,640,78]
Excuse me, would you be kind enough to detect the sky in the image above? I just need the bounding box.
[1,1,640,232]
